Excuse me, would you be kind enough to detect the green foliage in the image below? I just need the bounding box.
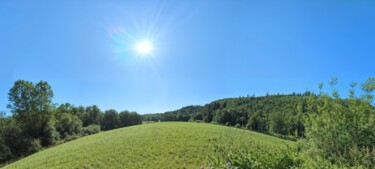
[208,138,305,169]
[101,109,120,130]
[361,77,375,102]
[143,105,204,122]
[55,113,82,139]
[128,111,142,126]
[147,94,310,138]
[269,112,287,135]
[305,78,375,168]
[1,120,28,157]
[7,80,54,139]
[7,80,35,123]
[80,124,101,136]
[119,110,131,126]
[27,139,42,153]
[41,121,60,146]
[83,105,102,126]
[207,139,343,169]
[0,137,12,163]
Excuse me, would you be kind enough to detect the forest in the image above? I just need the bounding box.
[0,80,142,164]
[142,94,308,139]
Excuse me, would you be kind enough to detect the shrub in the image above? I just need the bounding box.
[64,134,81,142]
[304,78,375,168]
[207,138,305,169]
[80,125,101,136]
[1,121,28,156]
[55,113,82,138]
[27,139,42,153]
[0,137,12,163]
[41,121,60,146]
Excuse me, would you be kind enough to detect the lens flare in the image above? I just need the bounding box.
[135,40,154,55]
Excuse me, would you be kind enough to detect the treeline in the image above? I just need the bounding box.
[142,93,311,138]
[0,80,141,164]
[142,105,205,122]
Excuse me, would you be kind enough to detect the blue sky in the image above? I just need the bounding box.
[1,0,374,115]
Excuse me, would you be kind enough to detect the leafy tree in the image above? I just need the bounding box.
[119,110,130,127]
[84,105,102,126]
[128,112,142,125]
[7,80,35,124]
[7,80,54,139]
[101,109,120,130]
[269,112,287,135]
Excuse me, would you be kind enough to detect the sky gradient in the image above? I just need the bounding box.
[1,0,375,115]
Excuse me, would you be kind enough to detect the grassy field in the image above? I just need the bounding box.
[3,122,292,169]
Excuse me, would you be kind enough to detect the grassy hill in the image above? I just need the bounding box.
[3,122,292,169]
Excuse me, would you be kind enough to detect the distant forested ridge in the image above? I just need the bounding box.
[143,93,313,137]
[143,92,374,139]
[0,80,142,165]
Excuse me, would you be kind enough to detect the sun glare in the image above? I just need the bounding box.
[135,40,154,55]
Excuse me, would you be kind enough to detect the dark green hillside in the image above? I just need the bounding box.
[143,93,311,137]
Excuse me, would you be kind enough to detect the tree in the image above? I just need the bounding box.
[7,80,35,124]
[7,80,55,143]
[269,112,286,135]
[119,110,130,127]
[33,81,54,121]
[0,111,5,127]
[129,111,142,125]
[101,109,120,130]
[0,137,12,163]
[83,105,102,126]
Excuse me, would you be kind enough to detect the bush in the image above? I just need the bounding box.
[64,134,81,142]
[1,121,28,156]
[41,121,60,146]
[0,137,12,163]
[207,138,336,169]
[55,113,82,138]
[27,139,42,153]
[304,78,375,168]
[207,138,305,169]
[80,125,101,136]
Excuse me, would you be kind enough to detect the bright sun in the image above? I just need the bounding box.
[134,40,154,55]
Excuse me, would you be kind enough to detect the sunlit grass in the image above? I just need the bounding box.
[4,122,292,169]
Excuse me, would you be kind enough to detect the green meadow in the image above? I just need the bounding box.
[3,122,291,169]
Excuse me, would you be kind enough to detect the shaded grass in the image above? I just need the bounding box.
[3,122,292,169]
